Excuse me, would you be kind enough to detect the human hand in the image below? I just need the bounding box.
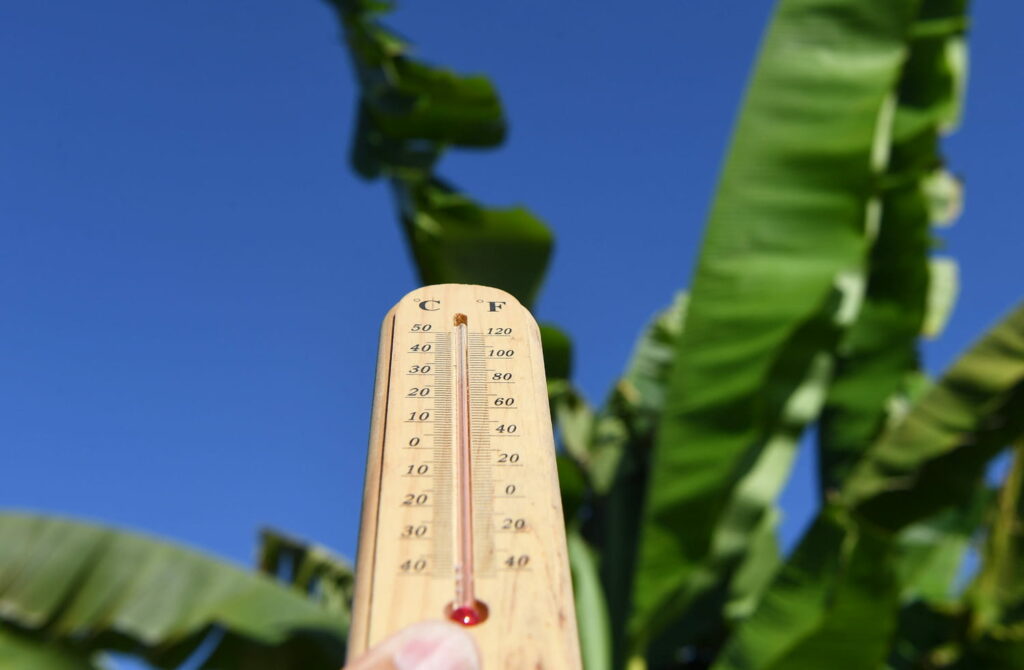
[342,620,481,670]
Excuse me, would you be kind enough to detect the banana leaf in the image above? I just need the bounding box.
[723,304,1024,670]
[328,0,553,307]
[818,0,969,495]
[326,0,504,178]
[883,487,989,669]
[844,303,1024,529]
[0,513,345,670]
[541,324,574,383]
[391,177,552,307]
[548,295,687,665]
[896,485,989,603]
[257,528,354,622]
[631,0,922,648]
[569,531,613,670]
[598,294,688,666]
[612,292,689,440]
[554,293,687,493]
[710,508,900,670]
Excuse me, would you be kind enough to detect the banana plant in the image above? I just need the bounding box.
[335,1,1023,670]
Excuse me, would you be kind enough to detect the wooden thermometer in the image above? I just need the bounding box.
[349,284,582,669]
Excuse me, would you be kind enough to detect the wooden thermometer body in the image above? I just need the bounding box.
[349,284,582,669]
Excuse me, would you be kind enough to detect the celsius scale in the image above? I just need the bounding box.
[347,284,582,669]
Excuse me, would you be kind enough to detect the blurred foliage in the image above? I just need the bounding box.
[4,0,1024,669]
[257,527,355,622]
[0,514,346,670]
[322,0,552,308]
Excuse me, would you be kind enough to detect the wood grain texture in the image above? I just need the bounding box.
[348,284,581,670]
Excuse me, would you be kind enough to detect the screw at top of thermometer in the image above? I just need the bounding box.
[450,313,487,626]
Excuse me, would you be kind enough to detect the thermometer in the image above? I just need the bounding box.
[348,284,582,669]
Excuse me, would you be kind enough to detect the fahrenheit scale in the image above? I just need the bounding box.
[348,284,582,669]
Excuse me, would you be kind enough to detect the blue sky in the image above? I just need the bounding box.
[2,1,1022,666]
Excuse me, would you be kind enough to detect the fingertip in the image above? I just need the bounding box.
[392,621,480,670]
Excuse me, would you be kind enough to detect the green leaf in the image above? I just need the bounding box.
[257,528,354,622]
[553,295,688,667]
[901,1,969,136]
[816,172,932,494]
[643,362,832,663]
[612,292,688,438]
[895,486,989,604]
[0,513,346,670]
[557,453,589,525]
[881,486,989,669]
[550,383,624,494]
[365,58,504,147]
[568,532,613,670]
[327,0,504,177]
[554,293,686,496]
[711,509,900,670]
[0,625,101,670]
[726,303,1023,670]
[843,303,1024,530]
[558,292,686,490]
[550,382,594,462]
[393,178,552,307]
[541,323,573,382]
[818,0,969,494]
[631,0,922,645]
[330,0,554,309]
[349,101,442,179]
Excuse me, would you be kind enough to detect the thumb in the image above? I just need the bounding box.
[344,620,481,670]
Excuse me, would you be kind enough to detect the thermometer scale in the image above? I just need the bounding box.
[348,284,582,669]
